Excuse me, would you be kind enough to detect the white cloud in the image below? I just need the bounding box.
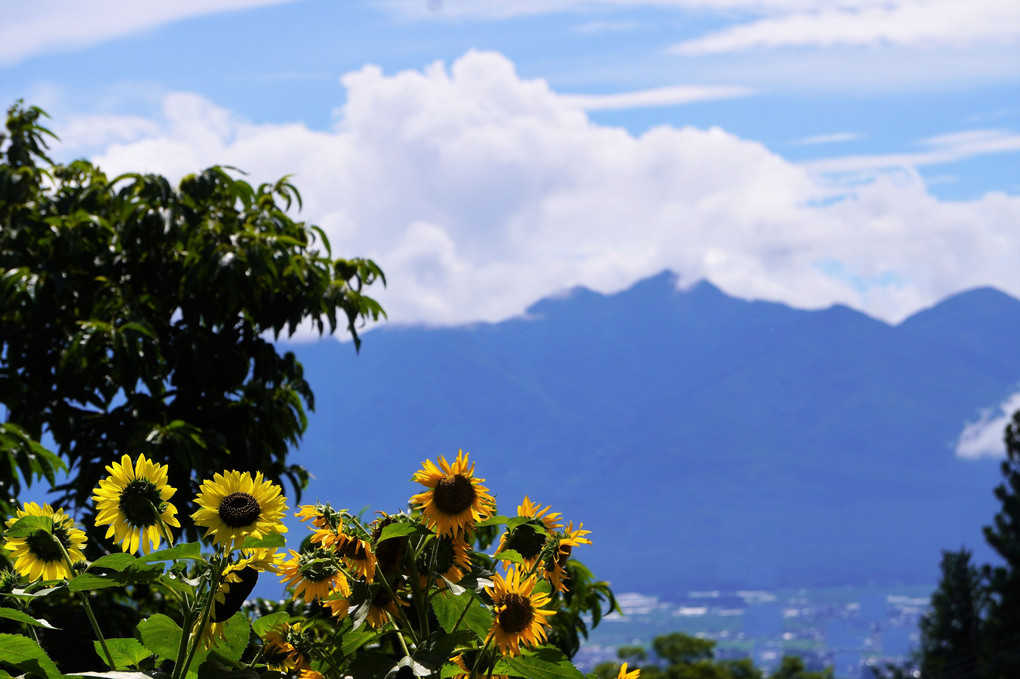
[794,132,864,145]
[573,20,641,34]
[0,0,300,67]
[804,128,1020,174]
[559,85,754,111]
[956,391,1020,459]
[669,0,1020,54]
[74,50,1020,328]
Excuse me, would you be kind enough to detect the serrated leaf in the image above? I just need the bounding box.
[93,637,151,670]
[495,647,586,679]
[493,548,525,565]
[3,515,53,538]
[136,613,183,662]
[208,611,249,662]
[431,590,492,640]
[251,611,290,638]
[0,607,57,629]
[0,633,63,679]
[70,558,164,591]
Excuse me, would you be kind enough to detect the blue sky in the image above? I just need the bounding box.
[2,0,1019,327]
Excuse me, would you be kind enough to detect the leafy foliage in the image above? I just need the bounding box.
[0,101,385,523]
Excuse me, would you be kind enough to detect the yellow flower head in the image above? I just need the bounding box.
[544,522,592,593]
[410,450,494,538]
[321,588,350,620]
[618,662,641,679]
[92,453,179,554]
[485,566,555,657]
[296,502,344,550]
[366,581,409,629]
[420,534,472,588]
[3,502,87,582]
[496,496,563,571]
[279,548,351,602]
[262,622,309,671]
[212,549,279,623]
[450,653,508,679]
[191,470,287,551]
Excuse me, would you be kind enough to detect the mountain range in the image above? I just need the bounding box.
[285,272,1020,596]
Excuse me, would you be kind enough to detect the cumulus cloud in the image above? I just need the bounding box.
[0,0,299,66]
[956,391,1020,459]
[73,50,1020,328]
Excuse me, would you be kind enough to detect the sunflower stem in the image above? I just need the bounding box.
[375,569,417,643]
[179,552,224,677]
[467,634,494,679]
[52,535,115,670]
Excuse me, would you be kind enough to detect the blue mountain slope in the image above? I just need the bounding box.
[287,273,1020,594]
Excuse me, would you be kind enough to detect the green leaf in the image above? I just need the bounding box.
[341,626,379,656]
[0,607,57,629]
[70,558,164,591]
[0,633,63,679]
[377,522,424,542]
[136,613,183,662]
[139,541,204,562]
[251,610,290,638]
[431,590,493,640]
[3,515,52,538]
[208,611,249,662]
[93,637,151,670]
[494,548,525,565]
[474,515,509,528]
[496,649,587,679]
[238,532,285,549]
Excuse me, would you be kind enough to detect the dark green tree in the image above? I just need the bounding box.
[918,548,985,679]
[770,656,833,679]
[981,408,1020,676]
[652,632,715,667]
[0,101,385,527]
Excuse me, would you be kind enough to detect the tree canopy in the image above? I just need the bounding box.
[0,101,385,528]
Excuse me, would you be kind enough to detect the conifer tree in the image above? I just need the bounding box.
[980,409,1020,676]
[918,548,984,679]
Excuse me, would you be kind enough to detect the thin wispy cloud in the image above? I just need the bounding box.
[794,132,864,145]
[0,0,300,67]
[804,128,1020,174]
[669,0,1020,54]
[573,20,640,34]
[559,85,754,111]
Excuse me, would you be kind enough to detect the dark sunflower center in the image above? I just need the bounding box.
[339,538,369,561]
[218,492,261,528]
[372,585,393,607]
[212,566,259,622]
[25,529,65,563]
[556,544,572,569]
[419,536,455,574]
[433,474,476,515]
[118,480,163,527]
[498,593,534,634]
[504,522,546,560]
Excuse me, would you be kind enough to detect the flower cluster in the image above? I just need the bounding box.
[0,449,613,678]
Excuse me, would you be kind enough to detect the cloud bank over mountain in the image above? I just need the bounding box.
[49,50,1019,327]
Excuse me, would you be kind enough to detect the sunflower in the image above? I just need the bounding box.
[496,496,563,570]
[420,534,472,588]
[262,622,309,671]
[321,589,350,620]
[279,548,351,602]
[212,549,279,622]
[618,662,641,679]
[336,530,377,583]
[410,450,494,538]
[544,522,592,594]
[366,582,408,629]
[93,453,179,555]
[191,470,288,551]
[296,503,344,550]
[371,513,408,575]
[298,671,324,679]
[3,502,87,582]
[485,566,555,657]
